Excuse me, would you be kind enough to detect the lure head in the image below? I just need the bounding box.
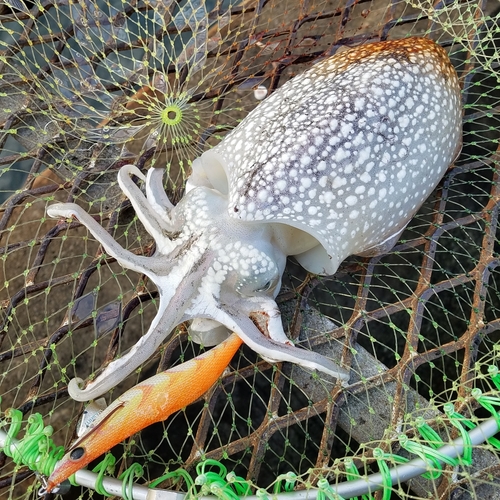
[45,446,87,493]
[45,386,149,492]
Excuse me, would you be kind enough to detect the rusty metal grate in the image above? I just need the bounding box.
[1,0,499,499]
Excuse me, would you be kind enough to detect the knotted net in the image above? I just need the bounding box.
[0,0,499,499]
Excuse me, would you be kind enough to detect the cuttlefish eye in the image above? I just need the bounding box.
[254,276,279,293]
[69,447,85,460]
[235,267,280,296]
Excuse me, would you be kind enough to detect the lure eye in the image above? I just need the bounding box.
[69,447,85,460]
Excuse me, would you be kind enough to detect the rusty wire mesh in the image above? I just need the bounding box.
[0,0,500,499]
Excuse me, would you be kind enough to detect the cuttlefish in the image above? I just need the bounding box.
[46,37,461,491]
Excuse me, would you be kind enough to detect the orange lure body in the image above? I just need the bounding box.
[46,334,243,492]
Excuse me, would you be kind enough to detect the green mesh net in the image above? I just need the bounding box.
[1,0,500,499]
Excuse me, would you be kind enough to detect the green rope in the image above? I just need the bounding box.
[317,478,345,500]
[415,417,444,448]
[256,488,269,500]
[226,471,253,497]
[190,459,247,500]
[272,472,298,494]
[119,462,144,500]
[92,453,116,496]
[373,449,392,500]
[443,403,473,465]
[343,458,373,500]
[0,403,65,478]
[150,467,195,490]
[488,365,500,390]
[1,366,500,499]
[472,389,500,449]
[398,434,457,480]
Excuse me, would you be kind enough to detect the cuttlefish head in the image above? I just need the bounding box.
[47,165,348,402]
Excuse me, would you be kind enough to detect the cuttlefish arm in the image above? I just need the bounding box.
[215,302,350,383]
[47,202,215,402]
[47,203,154,275]
[117,164,176,244]
[46,333,244,493]
[65,252,214,402]
[145,166,175,217]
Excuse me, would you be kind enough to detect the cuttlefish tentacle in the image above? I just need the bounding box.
[211,301,349,382]
[46,333,244,492]
[68,247,214,402]
[117,165,174,250]
[183,290,349,381]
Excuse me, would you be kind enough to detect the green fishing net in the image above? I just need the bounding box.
[1,0,500,499]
